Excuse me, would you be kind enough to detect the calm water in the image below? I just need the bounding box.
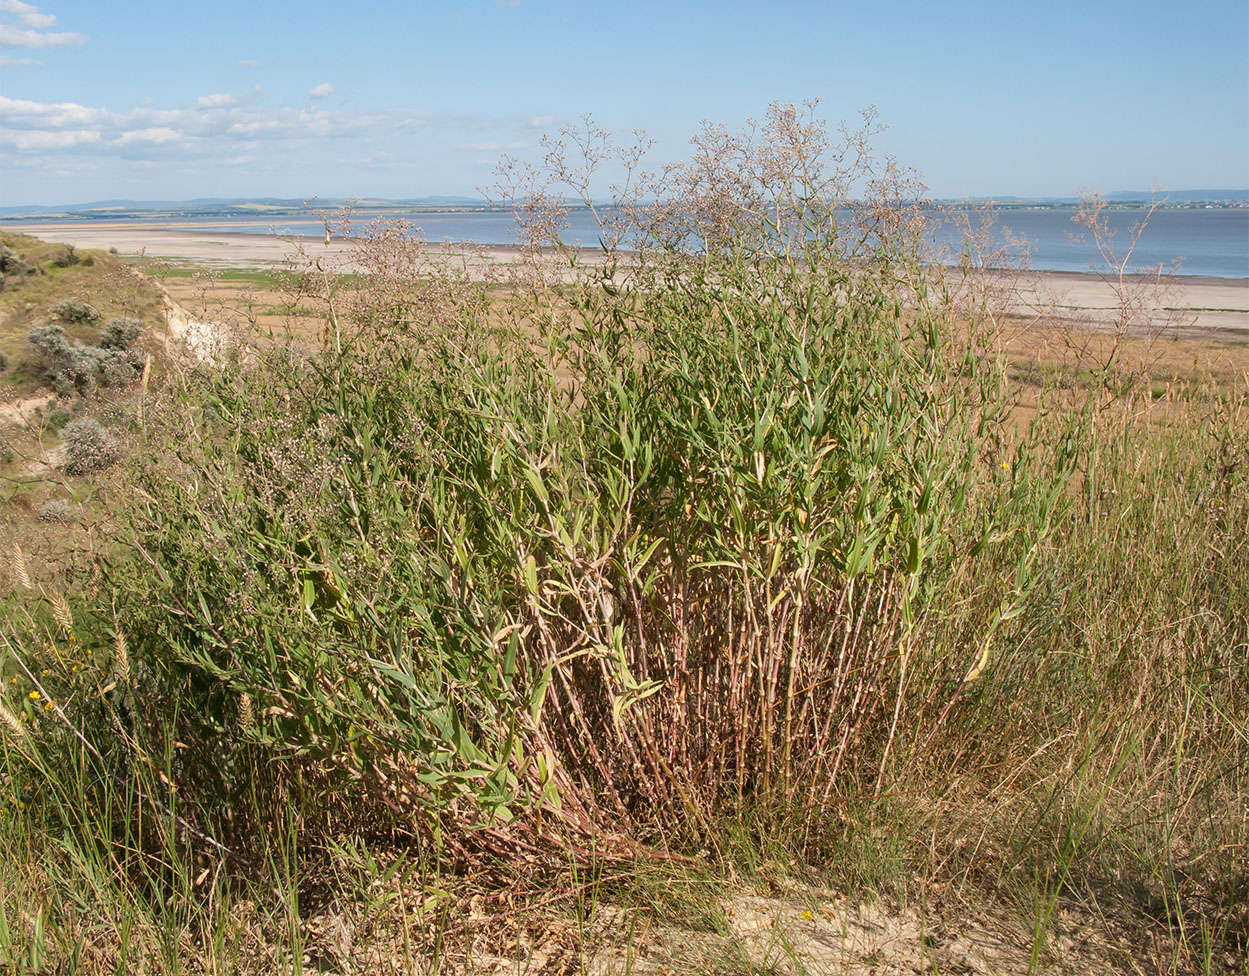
[212,205,1248,279]
[932,207,1248,279]
[18,204,1247,279]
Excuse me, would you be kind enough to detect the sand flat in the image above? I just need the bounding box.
[5,220,1247,339]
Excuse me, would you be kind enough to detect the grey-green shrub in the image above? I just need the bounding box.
[100,317,141,350]
[38,499,77,524]
[51,299,100,325]
[28,320,144,393]
[62,416,119,474]
[29,324,104,395]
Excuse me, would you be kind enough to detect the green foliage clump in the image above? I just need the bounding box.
[0,108,1080,868]
[0,244,22,274]
[62,416,119,474]
[45,407,72,431]
[50,299,99,324]
[50,245,81,269]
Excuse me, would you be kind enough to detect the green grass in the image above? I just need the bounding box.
[127,263,296,288]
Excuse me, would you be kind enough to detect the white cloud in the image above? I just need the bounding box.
[0,4,84,48]
[116,127,182,146]
[1,128,99,150]
[0,91,544,199]
[0,95,108,126]
[237,58,262,68]
[528,115,555,128]
[308,82,334,99]
[0,0,53,27]
[229,120,283,135]
[197,92,238,109]
[0,23,83,46]
[0,53,40,65]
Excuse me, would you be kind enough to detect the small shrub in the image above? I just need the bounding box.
[100,347,144,387]
[0,436,12,464]
[28,324,106,395]
[0,349,8,373]
[50,300,100,325]
[100,317,141,350]
[62,417,119,474]
[46,408,72,431]
[0,245,24,275]
[38,499,77,524]
[50,245,80,268]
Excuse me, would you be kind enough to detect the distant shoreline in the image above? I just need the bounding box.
[3,221,1247,340]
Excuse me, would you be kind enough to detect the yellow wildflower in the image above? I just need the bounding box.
[28,691,40,701]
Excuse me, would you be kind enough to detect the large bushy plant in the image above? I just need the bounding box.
[3,105,1081,868]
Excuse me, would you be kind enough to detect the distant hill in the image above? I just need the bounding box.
[939,190,1248,206]
[3,191,1246,220]
[1104,189,1248,203]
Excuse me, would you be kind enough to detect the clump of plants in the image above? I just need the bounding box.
[27,317,145,396]
[2,105,1078,863]
[61,416,119,474]
[50,245,82,269]
[0,245,25,293]
[37,499,76,524]
[0,244,22,274]
[50,299,99,325]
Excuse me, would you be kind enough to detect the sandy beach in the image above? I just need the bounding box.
[5,220,1247,340]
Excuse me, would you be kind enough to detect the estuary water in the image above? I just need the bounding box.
[9,204,1247,279]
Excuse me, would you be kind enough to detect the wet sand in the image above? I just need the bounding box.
[5,220,1247,339]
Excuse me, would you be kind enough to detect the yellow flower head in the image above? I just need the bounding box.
[28,691,40,701]
[43,702,54,712]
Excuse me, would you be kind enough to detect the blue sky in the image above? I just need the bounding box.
[1,0,1246,206]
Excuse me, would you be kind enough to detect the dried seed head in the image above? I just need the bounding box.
[11,543,31,591]
[114,628,130,682]
[0,701,24,741]
[51,592,73,635]
[237,693,254,731]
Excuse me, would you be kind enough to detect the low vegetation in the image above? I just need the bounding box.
[0,108,1246,974]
